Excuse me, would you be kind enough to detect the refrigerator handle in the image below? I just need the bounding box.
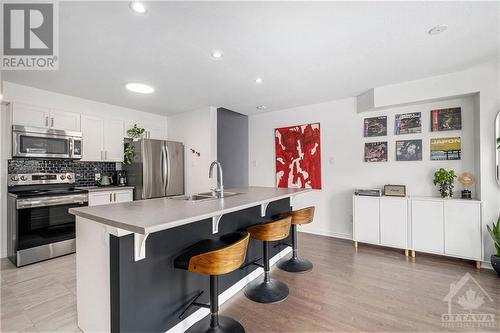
[162,142,168,195]
[165,142,171,194]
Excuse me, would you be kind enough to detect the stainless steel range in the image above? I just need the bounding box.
[7,173,88,267]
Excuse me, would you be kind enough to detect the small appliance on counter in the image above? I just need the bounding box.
[354,188,382,197]
[116,170,127,186]
[99,175,112,186]
[383,184,406,197]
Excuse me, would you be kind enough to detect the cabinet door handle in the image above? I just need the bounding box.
[105,151,107,160]
[100,151,103,160]
[45,116,49,127]
[51,117,54,127]
[109,193,113,202]
[113,193,116,202]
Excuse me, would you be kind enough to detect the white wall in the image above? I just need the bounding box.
[249,96,476,238]
[0,82,169,258]
[167,107,217,194]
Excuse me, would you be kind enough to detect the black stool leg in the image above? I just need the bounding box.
[244,241,289,304]
[187,275,244,333]
[277,224,313,273]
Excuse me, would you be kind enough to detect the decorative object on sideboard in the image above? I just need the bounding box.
[123,124,146,165]
[190,148,201,157]
[430,107,462,132]
[363,116,387,137]
[486,218,500,276]
[384,185,406,197]
[396,139,422,161]
[433,168,457,198]
[354,188,382,197]
[394,112,421,135]
[430,136,461,160]
[275,123,322,189]
[458,172,475,199]
[364,141,387,162]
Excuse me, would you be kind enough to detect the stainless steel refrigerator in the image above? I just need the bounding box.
[124,139,184,200]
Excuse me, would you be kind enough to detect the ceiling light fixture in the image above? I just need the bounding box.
[130,2,147,14]
[428,24,448,35]
[125,82,155,94]
[211,50,223,59]
[256,105,266,110]
[255,77,263,84]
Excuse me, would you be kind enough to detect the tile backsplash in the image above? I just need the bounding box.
[8,159,117,187]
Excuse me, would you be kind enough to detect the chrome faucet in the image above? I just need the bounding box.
[209,161,224,198]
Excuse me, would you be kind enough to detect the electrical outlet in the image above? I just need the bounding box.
[95,173,101,181]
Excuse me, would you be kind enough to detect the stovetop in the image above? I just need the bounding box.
[9,186,88,198]
[7,173,88,198]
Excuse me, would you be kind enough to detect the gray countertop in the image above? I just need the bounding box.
[69,186,310,234]
[77,186,135,192]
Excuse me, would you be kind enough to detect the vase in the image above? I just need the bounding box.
[492,255,500,277]
[439,184,453,198]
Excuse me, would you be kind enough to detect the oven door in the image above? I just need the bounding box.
[14,194,87,266]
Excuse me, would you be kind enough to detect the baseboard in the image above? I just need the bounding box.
[299,228,352,240]
[481,261,493,270]
[166,246,292,333]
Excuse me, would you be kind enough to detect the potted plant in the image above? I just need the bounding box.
[487,218,500,276]
[433,168,457,198]
[123,124,145,165]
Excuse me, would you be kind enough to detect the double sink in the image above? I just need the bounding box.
[170,191,240,202]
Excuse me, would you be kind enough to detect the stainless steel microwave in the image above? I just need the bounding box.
[12,125,82,159]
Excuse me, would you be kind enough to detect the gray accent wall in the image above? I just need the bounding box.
[217,108,248,188]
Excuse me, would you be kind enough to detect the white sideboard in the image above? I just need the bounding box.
[353,195,482,268]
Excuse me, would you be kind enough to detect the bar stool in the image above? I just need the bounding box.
[244,216,292,304]
[174,231,250,333]
[277,206,315,273]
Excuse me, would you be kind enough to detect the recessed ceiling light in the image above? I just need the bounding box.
[130,2,146,14]
[255,77,263,84]
[256,105,266,110]
[211,50,223,59]
[428,24,448,35]
[125,82,155,94]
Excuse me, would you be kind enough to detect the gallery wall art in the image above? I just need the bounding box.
[396,139,422,161]
[431,107,462,131]
[364,116,387,137]
[431,136,461,160]
[395,112,421,134]
[275,123,322,189]
[364,142,388,162]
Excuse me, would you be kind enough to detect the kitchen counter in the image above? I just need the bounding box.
[76,186,135,192]
[72,186,310,333]
[70,186,309,234]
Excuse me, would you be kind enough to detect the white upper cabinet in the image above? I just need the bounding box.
[49,109,81,132]
[12,103,50,128]
[81,115,124,162]
[81,115,104,161]
[103,119,124,162]
[12,102,81,131]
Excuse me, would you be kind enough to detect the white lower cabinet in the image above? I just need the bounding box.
[411,199,444,254]
[353,196,482,263]
[88,189,133,206]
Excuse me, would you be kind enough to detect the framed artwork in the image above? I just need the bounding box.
[431,136,461,160]
[364,116,387,137]
[275,123,321,189]
[395,112,422,134]
[396,139,422,161]
[431,107,462,131]
[364,142,387,162]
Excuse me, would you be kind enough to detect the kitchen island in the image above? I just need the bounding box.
[69,186,309,333]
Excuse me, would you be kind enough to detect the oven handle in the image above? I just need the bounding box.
[17,194,88,209]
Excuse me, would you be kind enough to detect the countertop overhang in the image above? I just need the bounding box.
[69,186,310,234]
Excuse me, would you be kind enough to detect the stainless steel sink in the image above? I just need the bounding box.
[169,191,241,202]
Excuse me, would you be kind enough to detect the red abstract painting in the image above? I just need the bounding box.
[275,123,322,189]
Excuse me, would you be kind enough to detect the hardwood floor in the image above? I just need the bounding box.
[1,233,498,332]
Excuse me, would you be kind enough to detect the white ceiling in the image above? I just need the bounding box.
[3,1,499,116]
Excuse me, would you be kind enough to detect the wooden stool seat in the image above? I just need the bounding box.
[244,216,291,304]
[174,232,249,333]
[277,206,315,273]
